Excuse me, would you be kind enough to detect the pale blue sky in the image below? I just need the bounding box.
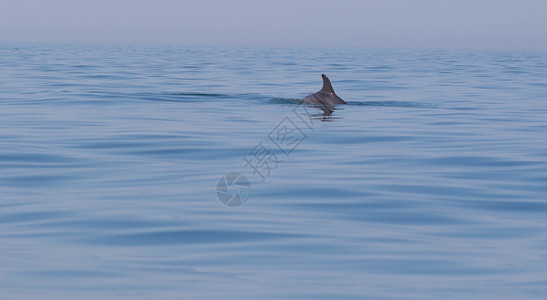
[1,0,546,50]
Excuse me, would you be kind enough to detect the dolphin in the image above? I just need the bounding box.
[302,74,347,106]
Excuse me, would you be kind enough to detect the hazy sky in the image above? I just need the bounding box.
[1,0,546,50]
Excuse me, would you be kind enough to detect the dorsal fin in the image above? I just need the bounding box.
[320,74,335,93]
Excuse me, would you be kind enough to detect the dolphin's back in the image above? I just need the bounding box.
[302,91,346,106]
[302,74,347,105]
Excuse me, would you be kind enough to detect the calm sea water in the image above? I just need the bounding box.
[1,43,547,299]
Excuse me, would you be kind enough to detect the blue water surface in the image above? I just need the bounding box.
[1,43,547,299]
